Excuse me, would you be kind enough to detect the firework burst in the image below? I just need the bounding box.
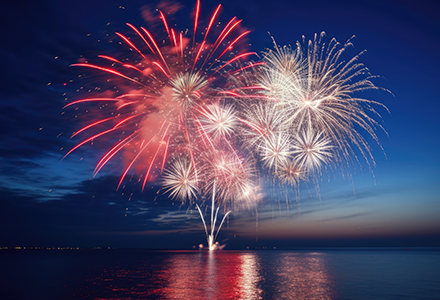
[169,72,208,109]
[292,129,333,172]
[201,148,259,209]
[244,32,388,174]
[64,1,253,192]
[162,157,198,202]
[65,1,263,250]
[198,104,237,141]
[259,132,292,171]
[65,0,389,250]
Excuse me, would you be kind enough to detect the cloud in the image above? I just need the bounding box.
[0,174,197,246]
[318,212,373,223]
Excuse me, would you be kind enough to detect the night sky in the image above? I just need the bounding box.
[1,0,439,249]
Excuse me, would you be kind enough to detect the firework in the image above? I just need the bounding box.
[259,132,292,171]
[162,157,198,202]
[257,32,388,171]
[65,1,261,250]
[66,0,388,250]
[201,148,259,208]
[275,160,306,186]
[292,129,333,172]
[240,102,285,150]
[196,182,232,251]
[197,104,237,141]
[64,0,253,193]
[234,32,388,177]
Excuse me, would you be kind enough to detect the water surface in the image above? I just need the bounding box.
[1,248,439,299]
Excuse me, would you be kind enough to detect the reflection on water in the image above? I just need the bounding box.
[3,249,439,299]
[239,254,263,299]
[67,251,335,299]
[162,251,263,299]
[272,252,336,299]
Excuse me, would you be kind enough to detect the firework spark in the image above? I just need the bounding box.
[275,160,306,186]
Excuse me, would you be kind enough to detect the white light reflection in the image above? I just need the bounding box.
[274,252,336,299]
[239,254,263,299]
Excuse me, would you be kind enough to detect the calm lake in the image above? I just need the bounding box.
[1,248,439,299]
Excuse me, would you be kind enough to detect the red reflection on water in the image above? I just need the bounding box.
[158,251,262,299]
[69,251,262,299]
[68,251,336,299]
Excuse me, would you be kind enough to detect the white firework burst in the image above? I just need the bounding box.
[198,104,237,140]
[170,72,208,109]
[258,32,388,170]
[259,132,292,171]
[258,42,304,100]
[162,157,198,202]
[292,129,333,171]
[240,102,286,150]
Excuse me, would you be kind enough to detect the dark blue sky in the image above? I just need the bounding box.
[1,0,439,249]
